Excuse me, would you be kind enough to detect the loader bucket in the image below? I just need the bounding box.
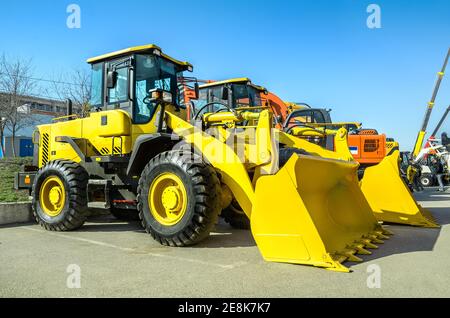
[251,154,391,272]
[360,150,439,228]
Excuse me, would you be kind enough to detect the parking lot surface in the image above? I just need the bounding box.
[1,188,449,298]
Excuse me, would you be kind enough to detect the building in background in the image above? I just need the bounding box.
[0,94,78,158]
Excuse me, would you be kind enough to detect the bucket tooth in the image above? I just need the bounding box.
[371,230,389,240]
[358,239,378,249]
[364,234,384,244]
[376,233,389,240]
[332,253,348,264]
[341,251,363,263]
[349,243,372,255]
[335,248,355,262]
[375,229,393,237]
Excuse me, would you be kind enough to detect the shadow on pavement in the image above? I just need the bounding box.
[81,214,145,233]
[81,214,256,247]
[358,204,448,264]
[5,190,445,257]
[197,222,256,248]
[80,222,145,233]
[0,222,36,230]
[427,206,450,225]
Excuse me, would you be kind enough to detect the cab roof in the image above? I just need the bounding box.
[86,44,193,70]
[199,78,267,92]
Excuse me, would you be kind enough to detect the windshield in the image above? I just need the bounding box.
[193,83,263,117]
[134,54,182,124]
[232,84,262,108]
[193,86,229,116]
[286,110,326,127]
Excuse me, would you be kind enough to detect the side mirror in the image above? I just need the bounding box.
[194,82,200,100]
[107,70,118,89]
[220,86,229,101]
[66,99,73,120]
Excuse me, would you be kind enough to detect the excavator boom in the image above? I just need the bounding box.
[412,48,450,157]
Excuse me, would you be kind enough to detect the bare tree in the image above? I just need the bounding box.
[0,93,7,155]
[0,54,37,157]
[48,68,91,116]
[0,112,7,156]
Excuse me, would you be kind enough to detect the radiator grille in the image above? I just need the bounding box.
[364,139,380,152]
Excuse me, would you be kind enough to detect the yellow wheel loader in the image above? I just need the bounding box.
[18,45,391,272]
[282,124,438,228]
[191,78,438,228]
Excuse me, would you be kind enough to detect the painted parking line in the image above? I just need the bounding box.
[21,227,248,270]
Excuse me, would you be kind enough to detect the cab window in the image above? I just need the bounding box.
[233,84,251,107]
[89,63,103,107]
[108,67,129,104]
[289,110,325,125]
[209,87,229,112]
[133,54,179,124]
[191,89,208,115]
[249,87,262,106]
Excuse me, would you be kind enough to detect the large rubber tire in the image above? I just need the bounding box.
[32,160,89,231]
[221,201,250,230]
[137,151,222,246]
[420,173,435,187]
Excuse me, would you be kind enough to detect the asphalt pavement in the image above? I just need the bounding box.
[1,188,449,297]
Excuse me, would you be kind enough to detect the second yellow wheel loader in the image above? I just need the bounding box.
[281,124,439,228]
[191,78,438,228]
[19,45,391,272]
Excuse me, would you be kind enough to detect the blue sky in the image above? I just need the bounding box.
[0,0,449,150]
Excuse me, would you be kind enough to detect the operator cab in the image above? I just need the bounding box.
[87,44,193,124]
[194,78,268,116]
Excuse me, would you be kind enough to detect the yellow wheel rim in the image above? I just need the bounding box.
[149,172,188,226]
[39,176,66,217]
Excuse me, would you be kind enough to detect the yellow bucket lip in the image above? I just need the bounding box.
[148,172,188,226]
[39,176,66,217]
[327,227,393,272]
